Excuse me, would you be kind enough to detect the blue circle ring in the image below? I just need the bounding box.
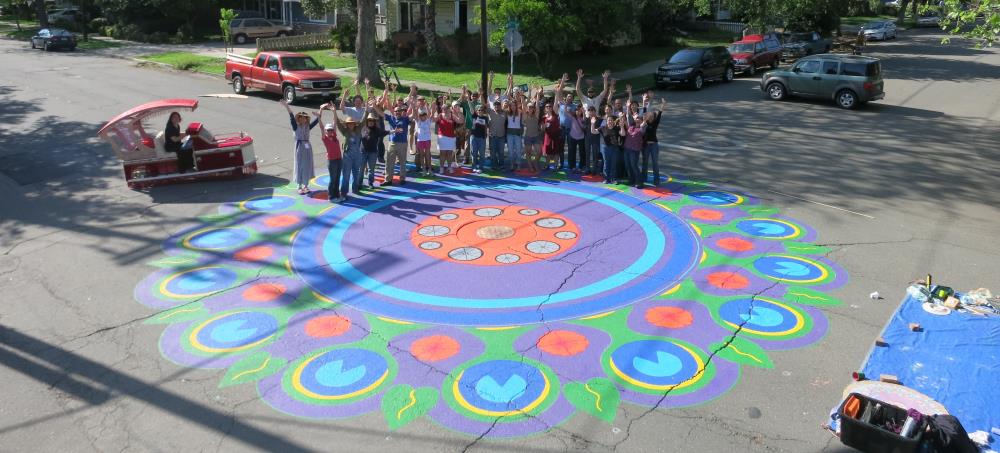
[291,183,701,325]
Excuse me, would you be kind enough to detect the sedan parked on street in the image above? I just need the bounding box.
[654,47,735,90]
[916,12,941,27]
[861,21,897,40]
[230,18,293,45]
[760,54,885,109]
[30,28,77,51]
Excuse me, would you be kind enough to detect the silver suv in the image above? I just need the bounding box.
[759,54,885,109]
[230,18,292,45]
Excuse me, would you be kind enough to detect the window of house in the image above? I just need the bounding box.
[399,1,425,31]
[305,8,327,23]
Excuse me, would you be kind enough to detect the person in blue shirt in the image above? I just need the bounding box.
[384,85,415,186]
[557,82,576,170]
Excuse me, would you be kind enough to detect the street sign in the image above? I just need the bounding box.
[504,29,523,52]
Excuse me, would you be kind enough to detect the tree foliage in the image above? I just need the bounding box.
[719,0,849,35]
[940,0,999,47]
[219,8,237,53]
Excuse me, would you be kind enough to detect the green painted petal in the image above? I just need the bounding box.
[382,385,439,430]
[712,337,774,369]
[564,378,620,423]
[743,207,780,217]
[220,352,287,388]
[784,286,842,307]
[782,242,832,256]
[147,255,199,268]
[145,303,207,324]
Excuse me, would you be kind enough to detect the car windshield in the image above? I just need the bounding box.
[281,56,322,71]
[729,43,754,53]
[50,29,71,36]
[668,50,702,65]
[865,22,885,29]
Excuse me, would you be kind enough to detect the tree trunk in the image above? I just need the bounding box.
[910,0,919,19]
[897,0,910,23]
[422,0,437,56]
[33,0,48,28]
[356,0,381,88]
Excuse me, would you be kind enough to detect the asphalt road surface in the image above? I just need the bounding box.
[1,27,998,452]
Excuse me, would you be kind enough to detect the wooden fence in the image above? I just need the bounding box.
[685,20,748,35]
[257,33,333,52]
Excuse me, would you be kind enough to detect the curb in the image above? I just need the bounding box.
[130,57,226,79]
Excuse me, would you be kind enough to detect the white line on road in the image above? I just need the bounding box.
[764,189,876,219]
[662,143,727,156]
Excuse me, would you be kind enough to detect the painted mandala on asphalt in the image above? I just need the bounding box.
[136,170,847,438]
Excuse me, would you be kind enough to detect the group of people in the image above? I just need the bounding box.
[283,69,668,203]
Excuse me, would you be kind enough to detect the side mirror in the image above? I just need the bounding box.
[792,67,801,73]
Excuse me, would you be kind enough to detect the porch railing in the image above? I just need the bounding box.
[257,33,333,52]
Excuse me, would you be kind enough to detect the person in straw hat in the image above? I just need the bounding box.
[280,99,321,195]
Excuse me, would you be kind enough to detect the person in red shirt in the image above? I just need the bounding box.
[318,104,343,202]
[436,103,459,174]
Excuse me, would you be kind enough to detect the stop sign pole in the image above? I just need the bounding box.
[504,21,522,76]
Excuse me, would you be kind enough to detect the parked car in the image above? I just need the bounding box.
[781,32,833,61]
[48,8,83,23]
[30,28,77,51]
[760,54,885,109]
[728,33,782,76]
[916,12,941,27]
[861,20,897,40]
[654,47,735,90]
[229,18,293,45]
[226,51,342,104]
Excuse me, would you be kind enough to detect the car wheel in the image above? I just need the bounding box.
[691,73,704,90]
[43,42,50,51]
[283,85,297,104]
[31,40,36,49]
[836,89,858,109]
[766,82,786,101]
[770,59,778,69]
[724,67,734,82]
[232,75,246,95]
[276,31,288,38]
[69,46,76,51]
[748,65,756,77]
[235,34,247,45]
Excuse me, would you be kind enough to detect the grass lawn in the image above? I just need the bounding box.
[77,38,122,50]
[139,52,226,76]
[302,49,357,69]
[2,25,37,40]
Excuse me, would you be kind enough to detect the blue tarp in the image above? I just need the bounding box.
[858,293,1000,450]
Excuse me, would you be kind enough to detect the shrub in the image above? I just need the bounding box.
[90,17,108,31]
[329,22,357,52]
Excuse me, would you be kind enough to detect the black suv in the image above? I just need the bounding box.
[655,47,735,90]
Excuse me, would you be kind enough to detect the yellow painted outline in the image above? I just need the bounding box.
[726,345,764,364]
[740,218,801,240]
[661,284,681,296]
[291,353,389,400]
[758,255,829,284]
[722,298,806,337]
[397,389,418,419]
[159,266,234,299]
[788,291,826,301]
[452,369,551,417]
[377,316,414,325]
[610,343,705,391]
[692,191,744,207]
[157,307,202,321]
[189,311,275,353]
[584,383,603,411]
[238,195,296,212]
[691,224,703,236]
[476,326,517,331]
[580,311,615,320]
[181,227,248,251]
[230,358,271,381]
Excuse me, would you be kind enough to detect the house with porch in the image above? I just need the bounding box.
[235,0,349,34]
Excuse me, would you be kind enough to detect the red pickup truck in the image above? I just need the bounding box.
[226,51,341,104]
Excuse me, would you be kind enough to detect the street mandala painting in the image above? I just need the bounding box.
[135,171,847,438]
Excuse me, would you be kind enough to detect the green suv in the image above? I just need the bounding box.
[759,54,885,109]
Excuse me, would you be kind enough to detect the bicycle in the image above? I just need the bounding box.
[377,60,402,88]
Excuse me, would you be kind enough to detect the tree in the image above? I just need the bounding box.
[940,0,1000,47]
[722,0,848,35]
[422,0,438,56]
[485,0,582,78]
[31,0,47,28]
[2,0,30,31]
[301,0,379,86]
[219,8,237,53]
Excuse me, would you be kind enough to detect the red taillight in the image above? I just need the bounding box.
[141,136,155,148]
[863,82,875,91]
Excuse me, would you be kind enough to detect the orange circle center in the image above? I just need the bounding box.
[410,335,461,362]
[411,206,580,266]
[264,214,300,228]
[717,237,754,252]
[304,315,351,338]
[233,245,274,262]
[243,283,287,302]
[691,209,724,221]
[537,330,589,356]
[707,271,750,289]
[646,306,694,329]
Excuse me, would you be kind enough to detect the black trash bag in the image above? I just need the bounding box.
[925,414,979,453]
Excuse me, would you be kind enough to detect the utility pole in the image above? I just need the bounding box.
[480,0,487,95]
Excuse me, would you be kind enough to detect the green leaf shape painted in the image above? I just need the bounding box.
[743,206,780,217]
[711,337,774,369]
[563,378,620,423]
[784,286,842,307]
[381,384,439,430]
[147,255,200,269]
[145,303,208,324]
[220,352,286,388]
[782,242,832,256]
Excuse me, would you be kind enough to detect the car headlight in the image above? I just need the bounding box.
[735,58,747,64]
[300,80,313,89]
